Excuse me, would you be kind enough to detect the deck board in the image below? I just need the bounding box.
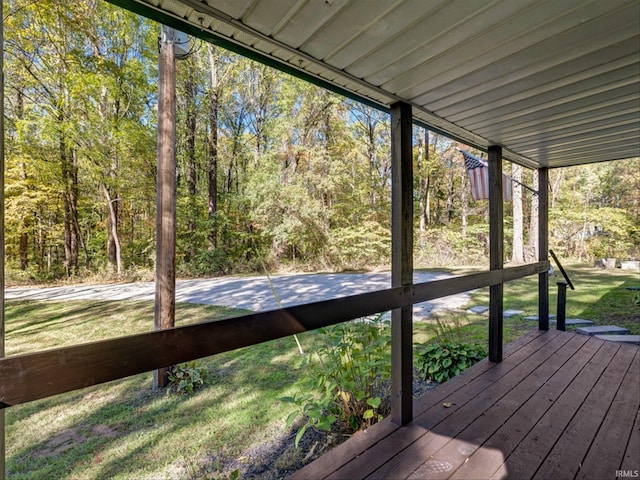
[366,331,574,480]
[450,333,598,480]
[295,330,548,480]
[499,339,622,479]
[623,408,640,472]
[430,334,592,480]
[289,330,640,480]
[336,331,560,480]
[532,342,636,479]
[575,350,640,479]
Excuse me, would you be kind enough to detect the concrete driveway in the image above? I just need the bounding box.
[5,270,470,319]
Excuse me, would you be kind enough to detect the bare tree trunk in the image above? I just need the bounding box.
[102,184,122,275]
[61,133,79,277]
[418,128,431,231]
[185,62,197,262]
[528,170,539,261]
[461,157,469,239]
[74,213,90,270]
[36,214,45,274]
[445,171,455,223]
[368,114,376,208]
[16,89,29,270]
[550,169,565,209]
[106,185,118,268]
[207,44,218,250]
[512,164,524,263]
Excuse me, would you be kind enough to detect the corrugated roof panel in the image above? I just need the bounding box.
[419,25,639,109]
[241,0,300,36]
[301,0,400,60]
[200,0,253,19]
[448,57,639,128]
[158,0,192,18]
[365,0,543,89]
[482,100,639,141]
[451,62,639,122]
[385,0,624,99]
[117,0,640,168]
[207,17,238,39]
[527,136,640,162]
[510,115,640,151]
[327,0,445,71]
[272,0,351,48]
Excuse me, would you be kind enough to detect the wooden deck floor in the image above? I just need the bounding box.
[290,329,640,480]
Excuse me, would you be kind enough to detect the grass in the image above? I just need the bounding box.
[5,300,247,356]
[464,264,640,335]
[4,265,638,478]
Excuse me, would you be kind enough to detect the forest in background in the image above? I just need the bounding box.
[4,1,639,284]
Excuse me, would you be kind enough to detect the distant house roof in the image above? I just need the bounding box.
[110,0,640,169]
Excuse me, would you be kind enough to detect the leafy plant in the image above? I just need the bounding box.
[417,341,486,384]
[167,361,209,395]
[212,469,241,480]
[282,314,391,447]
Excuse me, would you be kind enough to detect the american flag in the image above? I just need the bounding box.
[460,150,512,202]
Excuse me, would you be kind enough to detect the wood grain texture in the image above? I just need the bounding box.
[488,145,504,363]
[291,331,640,480]
[390,101,414,426]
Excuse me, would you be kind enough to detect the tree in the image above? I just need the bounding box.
[206,43,220,250]
[511,163,524,263]
[528,169,539,261]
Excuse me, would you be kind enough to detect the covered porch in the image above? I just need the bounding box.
[291,329,640,479]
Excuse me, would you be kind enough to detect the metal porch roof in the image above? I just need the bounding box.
[111,0,640,169]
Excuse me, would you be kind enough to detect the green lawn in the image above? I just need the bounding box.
[6,301,309,479]
[4,265,638,479]
[464,264,640,335]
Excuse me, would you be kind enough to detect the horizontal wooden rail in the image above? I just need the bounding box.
[0,262,547,408]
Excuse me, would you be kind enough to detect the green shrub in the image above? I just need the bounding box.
[417,341,486,384]
[282,314,391,447]
[167,361,209,395]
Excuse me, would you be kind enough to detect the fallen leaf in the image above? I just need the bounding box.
[443,402,452,408]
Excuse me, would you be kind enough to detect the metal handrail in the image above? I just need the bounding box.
[549,250,575,331]
[549,249,575,290]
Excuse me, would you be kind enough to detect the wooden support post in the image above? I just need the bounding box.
[154,27,177,389]
[390,101,413,426]
[488,146,503,363]
[556,282,568,331]
[538,168,549,330]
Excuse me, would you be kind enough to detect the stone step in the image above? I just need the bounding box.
[550,318,595,327]
[595,334,640,345]
[467,307,529,317]
[576,325,630,336]
[467,306,489,314]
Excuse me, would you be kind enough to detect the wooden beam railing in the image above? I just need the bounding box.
[0,262,548,409]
